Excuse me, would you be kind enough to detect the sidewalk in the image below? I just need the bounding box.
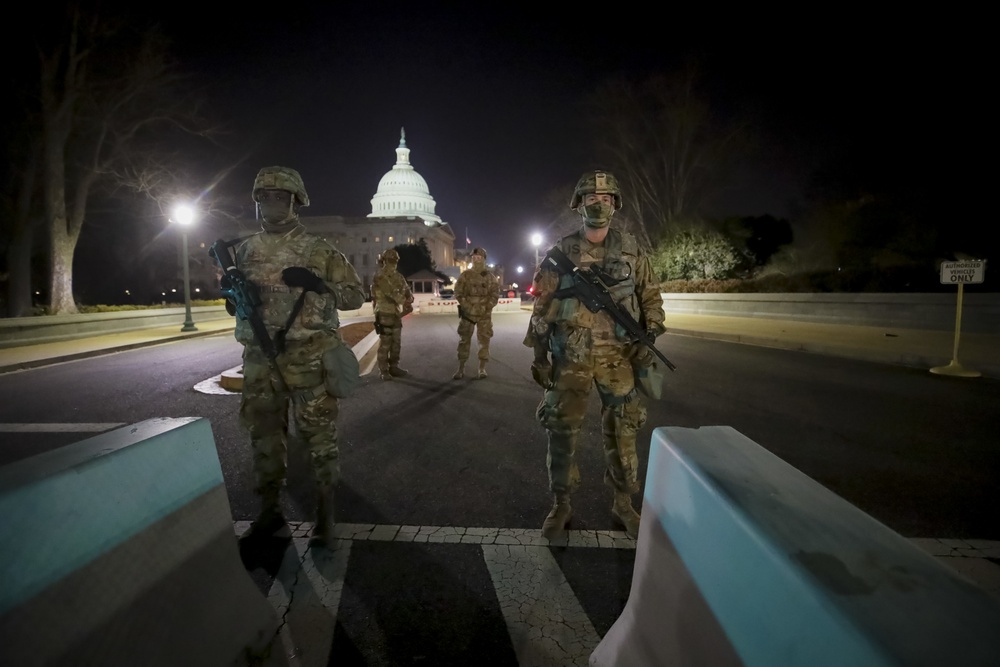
[0,312,997,379]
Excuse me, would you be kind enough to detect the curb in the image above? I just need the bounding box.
[0,328,231,374]
[666,328,1000,379]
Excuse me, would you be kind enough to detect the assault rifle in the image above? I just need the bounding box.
[209,238,289,390]
[457,305,476,324]
[543,246,676,371]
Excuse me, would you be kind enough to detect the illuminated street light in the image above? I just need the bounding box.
[531,232,544,268]
[169,203,198,332]
[516,266,523,274]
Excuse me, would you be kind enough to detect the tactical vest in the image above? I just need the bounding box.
[371,267,408,315]
[456,268,497,320]
[546,228,642,340]
[234,231,339,345]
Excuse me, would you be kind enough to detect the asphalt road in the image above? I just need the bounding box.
[2,311,996,538]
[2,311,998,664]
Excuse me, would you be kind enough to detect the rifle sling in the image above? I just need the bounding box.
[275,290,309,354]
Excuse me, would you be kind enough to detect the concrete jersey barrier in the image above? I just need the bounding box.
[0,417,277,666]
[591,426,1000,666]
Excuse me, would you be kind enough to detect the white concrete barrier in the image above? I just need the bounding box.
[591,426,1000,666]
[0,418,277,667]
[418,298,523,314]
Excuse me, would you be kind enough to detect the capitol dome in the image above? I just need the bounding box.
[368,128,442,225]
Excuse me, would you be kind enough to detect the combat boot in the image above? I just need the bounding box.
[379,364,393,380]
[310,486,337,546]
[541,493,572,539]
[240,486,285,542]
[611,491,641,540]
[388,365,408,377]
[452,361,465,380]
[477,360,488,380]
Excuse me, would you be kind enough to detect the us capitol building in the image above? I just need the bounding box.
[182,129,461,300]
[297,129,456,294]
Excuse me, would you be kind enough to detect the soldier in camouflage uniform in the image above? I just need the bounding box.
[453,247,500,380]
[370,248,413,380]
[524,170,665,540]
[235,166,365,545]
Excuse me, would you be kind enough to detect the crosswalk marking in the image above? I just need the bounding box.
[264,537,352,667]
[0,423,126,432]
[235,521,635,550]
[328,523,636,549]
[234,524,1000,665]
[483,544,601,666]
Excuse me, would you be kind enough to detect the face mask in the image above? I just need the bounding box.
[582,201,614,228]
[259,200,296,226]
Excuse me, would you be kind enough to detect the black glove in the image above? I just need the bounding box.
[282,267,326,293]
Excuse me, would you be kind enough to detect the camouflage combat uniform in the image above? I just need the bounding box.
[370,257,413,378]
[454,256,499,379]
[236,225,364,497]
[525,226,663,498]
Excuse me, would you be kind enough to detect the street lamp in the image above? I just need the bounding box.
[170,203,198,332]
[531,232,544,269]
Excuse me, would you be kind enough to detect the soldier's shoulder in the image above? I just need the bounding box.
[612,228,641,253]
[555,229,584,249]
[559,228,584,243]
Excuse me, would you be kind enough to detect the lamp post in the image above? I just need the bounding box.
[171,204,198,332]
[531,232,543,269]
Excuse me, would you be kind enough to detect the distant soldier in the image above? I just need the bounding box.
[371,248,413,380]
[453,247,500,379]
[524,170,665,540]
[234,166,365,545]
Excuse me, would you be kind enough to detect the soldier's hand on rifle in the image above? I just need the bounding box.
[282,267,327,293]
[630,344,656,369]
[530,344,552,389]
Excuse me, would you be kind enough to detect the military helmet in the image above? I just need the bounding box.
[252,166,310,207]
[471,247,487,259]
[382,248,400,263]
[569,170,622,210]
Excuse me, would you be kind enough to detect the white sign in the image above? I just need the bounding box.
[940,260,986,285]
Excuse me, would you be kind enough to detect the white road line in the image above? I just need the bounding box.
[263,537,352,667]
[483,544,601,667]
[327,523,636,549]
[232,524,1000,665]
[0,423,126,432]
[193,374,240,395]
[235,522,635,549]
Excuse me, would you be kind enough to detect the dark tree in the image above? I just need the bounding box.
[721,214,794,272]
[18,4,211,314]
[393,240,449,281]
[591,62,750,247]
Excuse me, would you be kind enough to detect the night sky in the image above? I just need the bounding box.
[18,3,983,287]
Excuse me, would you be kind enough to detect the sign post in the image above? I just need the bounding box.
[930,260,986,377]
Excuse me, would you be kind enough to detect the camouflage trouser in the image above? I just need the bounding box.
[240,334,340,493]
[376,312,403,371]
[535,341,646,496]
[456,317,493,362]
